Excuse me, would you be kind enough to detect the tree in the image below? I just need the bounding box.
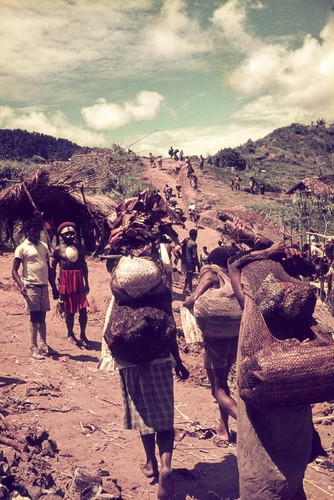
[211,148,247,171]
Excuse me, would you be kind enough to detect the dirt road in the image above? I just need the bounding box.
[0,157,333,499]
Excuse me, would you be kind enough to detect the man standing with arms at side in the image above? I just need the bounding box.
[12,218,57,359]
[50,222,90,348]
[181,228,200,295]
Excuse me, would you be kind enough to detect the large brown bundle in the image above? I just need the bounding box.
[104,291,176,363]
[238,260,334,406]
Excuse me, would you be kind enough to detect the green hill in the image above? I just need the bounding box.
[210,122,334,193]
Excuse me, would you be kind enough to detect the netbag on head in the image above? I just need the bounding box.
[110,255,167,302]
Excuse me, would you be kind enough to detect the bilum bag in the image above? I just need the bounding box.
[238,261,334,407]
[193,265,242,339]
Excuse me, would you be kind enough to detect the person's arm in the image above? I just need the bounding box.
[79,247,90,294]
[49,249,60,299]
[82,258,90,294]
[183,271,218,308]
[227,260,245,309]
[170,335,189,380]
[12,258,27,296]
[190,242,200,269]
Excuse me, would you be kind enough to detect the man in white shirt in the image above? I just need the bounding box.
[12,218,57,359]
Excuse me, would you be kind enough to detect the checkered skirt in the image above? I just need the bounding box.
[119,360,174,435]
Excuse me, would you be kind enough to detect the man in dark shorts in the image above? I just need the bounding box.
[181,229,200,294]
[12,218,57,359]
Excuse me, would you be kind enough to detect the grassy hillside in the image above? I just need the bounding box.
[235,122,334,192]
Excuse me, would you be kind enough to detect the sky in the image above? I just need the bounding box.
[1,0,334,156]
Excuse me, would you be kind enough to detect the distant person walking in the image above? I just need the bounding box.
[176,184,182,198]
[149,153,155,168]
[234,174,241,191]
[199,155,205,171]
[249,177,257,194]
[181,229,200,294]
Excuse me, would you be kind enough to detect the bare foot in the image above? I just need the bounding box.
[213,431,236,448]
[157,467,174,499]
[140,461,159,478]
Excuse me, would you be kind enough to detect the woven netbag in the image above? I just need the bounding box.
[104,291,176,364]
[238,261,334,407]
[110,255,166,302]
[194,287,242,339]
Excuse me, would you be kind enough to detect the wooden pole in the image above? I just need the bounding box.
[20,179,52,250]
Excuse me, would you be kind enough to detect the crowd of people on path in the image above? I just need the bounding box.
[10,176,332,500]
[148,149,205,196]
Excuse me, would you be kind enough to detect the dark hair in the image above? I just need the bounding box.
[24,218,43,233]
[208,246,231,268]
[189,229,198,239]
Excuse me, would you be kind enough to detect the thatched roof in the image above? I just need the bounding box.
[285,176,334,196]
[0,168,116,252]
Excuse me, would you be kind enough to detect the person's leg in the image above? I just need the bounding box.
[207,366,237,440]
[65,312,77,343]
[183,271,194,293]
[140,432,159,478]
[156,430,175,499]
[78,307,89,345]
[29,311,44,359]
[38,311,53,355]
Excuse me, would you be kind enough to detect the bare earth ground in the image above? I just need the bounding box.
[0,158,333,499]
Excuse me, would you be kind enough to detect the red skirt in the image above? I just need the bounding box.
[59,269,89,313]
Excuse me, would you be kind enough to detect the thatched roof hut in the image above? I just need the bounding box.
[0,168,116,252]
[285,176,334,196]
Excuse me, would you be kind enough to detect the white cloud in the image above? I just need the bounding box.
[143,0,211,62]
[0,0,210,103]
[81,91,164,130]
[0,106,107,147]
[211,0,263,53]
[212,2,334,124]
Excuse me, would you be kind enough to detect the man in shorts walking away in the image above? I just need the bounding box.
[12,218,57,359]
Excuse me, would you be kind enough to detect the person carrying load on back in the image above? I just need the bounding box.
[183,246,242,447]
[228,242,329,500]
[102,189,189,499]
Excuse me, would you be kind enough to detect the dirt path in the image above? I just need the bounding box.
[0,157,333,499]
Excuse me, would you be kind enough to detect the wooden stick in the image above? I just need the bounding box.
[0,435,26,453]
[313,414,334,423]
[21,179,53,250]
